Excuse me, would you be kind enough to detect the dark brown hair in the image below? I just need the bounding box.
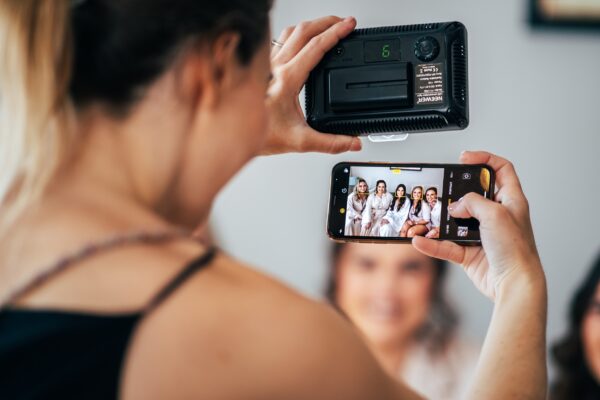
[71,0,273,111]
[326,243,458,353]
[551,253,600,399]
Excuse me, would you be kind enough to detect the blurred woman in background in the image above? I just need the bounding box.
[400,186,430,238]
[361,180,393,236]
[380,184,410,238]
[345,178,369,236]
[327,242,479,399]
[551,254,600,399]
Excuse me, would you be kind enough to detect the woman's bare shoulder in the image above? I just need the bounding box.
[120,251,416,400]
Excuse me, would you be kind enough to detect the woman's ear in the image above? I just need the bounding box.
[176,32,242,110]
[210,32,241,85]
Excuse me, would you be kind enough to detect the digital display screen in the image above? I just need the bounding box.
[364,39,401,63]
[334,164,492,241]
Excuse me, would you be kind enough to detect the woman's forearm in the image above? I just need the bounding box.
[466,267,547,400]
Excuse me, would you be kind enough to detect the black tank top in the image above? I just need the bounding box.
[0,248,217,399]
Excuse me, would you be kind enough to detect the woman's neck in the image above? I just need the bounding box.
[369,339,413,377]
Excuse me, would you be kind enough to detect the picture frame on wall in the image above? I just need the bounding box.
[530,0,600,30]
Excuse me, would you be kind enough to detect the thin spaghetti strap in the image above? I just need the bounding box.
[0,229,195,310]
[143,247,217,313]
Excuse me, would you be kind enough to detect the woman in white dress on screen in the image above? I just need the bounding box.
[400,186,431,238]
[361,180,393,236]
[345,179,369,236]
[380,184,410,237]
[425,187,442,239]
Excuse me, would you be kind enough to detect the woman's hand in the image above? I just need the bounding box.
[262,16,362,155]
[412,151,544,300]
[425,227,439,239]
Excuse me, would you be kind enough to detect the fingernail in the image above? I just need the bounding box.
[448,203,456,212]
[350,138,362,151]
[344,16,356,24]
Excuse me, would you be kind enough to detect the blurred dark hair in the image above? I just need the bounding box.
[392,184,407,211]
[70,0,273,113]
[326,243,458,353]
[551,254,600,400]
[426,187,437,195]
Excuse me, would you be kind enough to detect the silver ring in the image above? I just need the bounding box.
[271,39,285,48]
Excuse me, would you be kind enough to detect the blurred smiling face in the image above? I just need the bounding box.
[412,187,422,201]
[426,189,437,205]
[358,181,368,194]
[334,243,436,348]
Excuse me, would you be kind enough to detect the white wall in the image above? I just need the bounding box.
[211,0,600,375]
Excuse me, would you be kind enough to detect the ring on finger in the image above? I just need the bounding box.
[271,39,285,48]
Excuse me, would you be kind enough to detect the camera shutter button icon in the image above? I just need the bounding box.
[341,188,348,194]
[462,172,472,180]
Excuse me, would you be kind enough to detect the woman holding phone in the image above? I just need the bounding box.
[0,1,547,399]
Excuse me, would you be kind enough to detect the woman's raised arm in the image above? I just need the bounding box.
[413,151,548,400]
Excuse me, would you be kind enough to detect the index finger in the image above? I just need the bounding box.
[460,151,522,191]
[272,16,344,65]
[284,17,356,88]
[460,150,529,216]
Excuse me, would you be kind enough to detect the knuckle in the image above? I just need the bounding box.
[276,65,293,82]
[283,26,295,36]
[463,192,479,202]
[296,21,311,35]
[488,203,506,221]
[309,35,328,52]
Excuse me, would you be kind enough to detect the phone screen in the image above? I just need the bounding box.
[328,163,495,243]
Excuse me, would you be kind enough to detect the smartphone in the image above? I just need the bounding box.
[328,162,495,244]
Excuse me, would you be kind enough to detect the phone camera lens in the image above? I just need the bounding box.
[414,36,440,62]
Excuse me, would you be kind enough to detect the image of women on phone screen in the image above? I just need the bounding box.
[425,187,441,239]
[361,180,393,236]
[400,186,431,238]
[380,184,410,237]
[345,179,369,236]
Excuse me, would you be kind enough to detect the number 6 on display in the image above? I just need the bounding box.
[381,44,391,58]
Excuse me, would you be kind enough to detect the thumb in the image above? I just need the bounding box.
[448,192,498,221]
[412,236,467,265]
